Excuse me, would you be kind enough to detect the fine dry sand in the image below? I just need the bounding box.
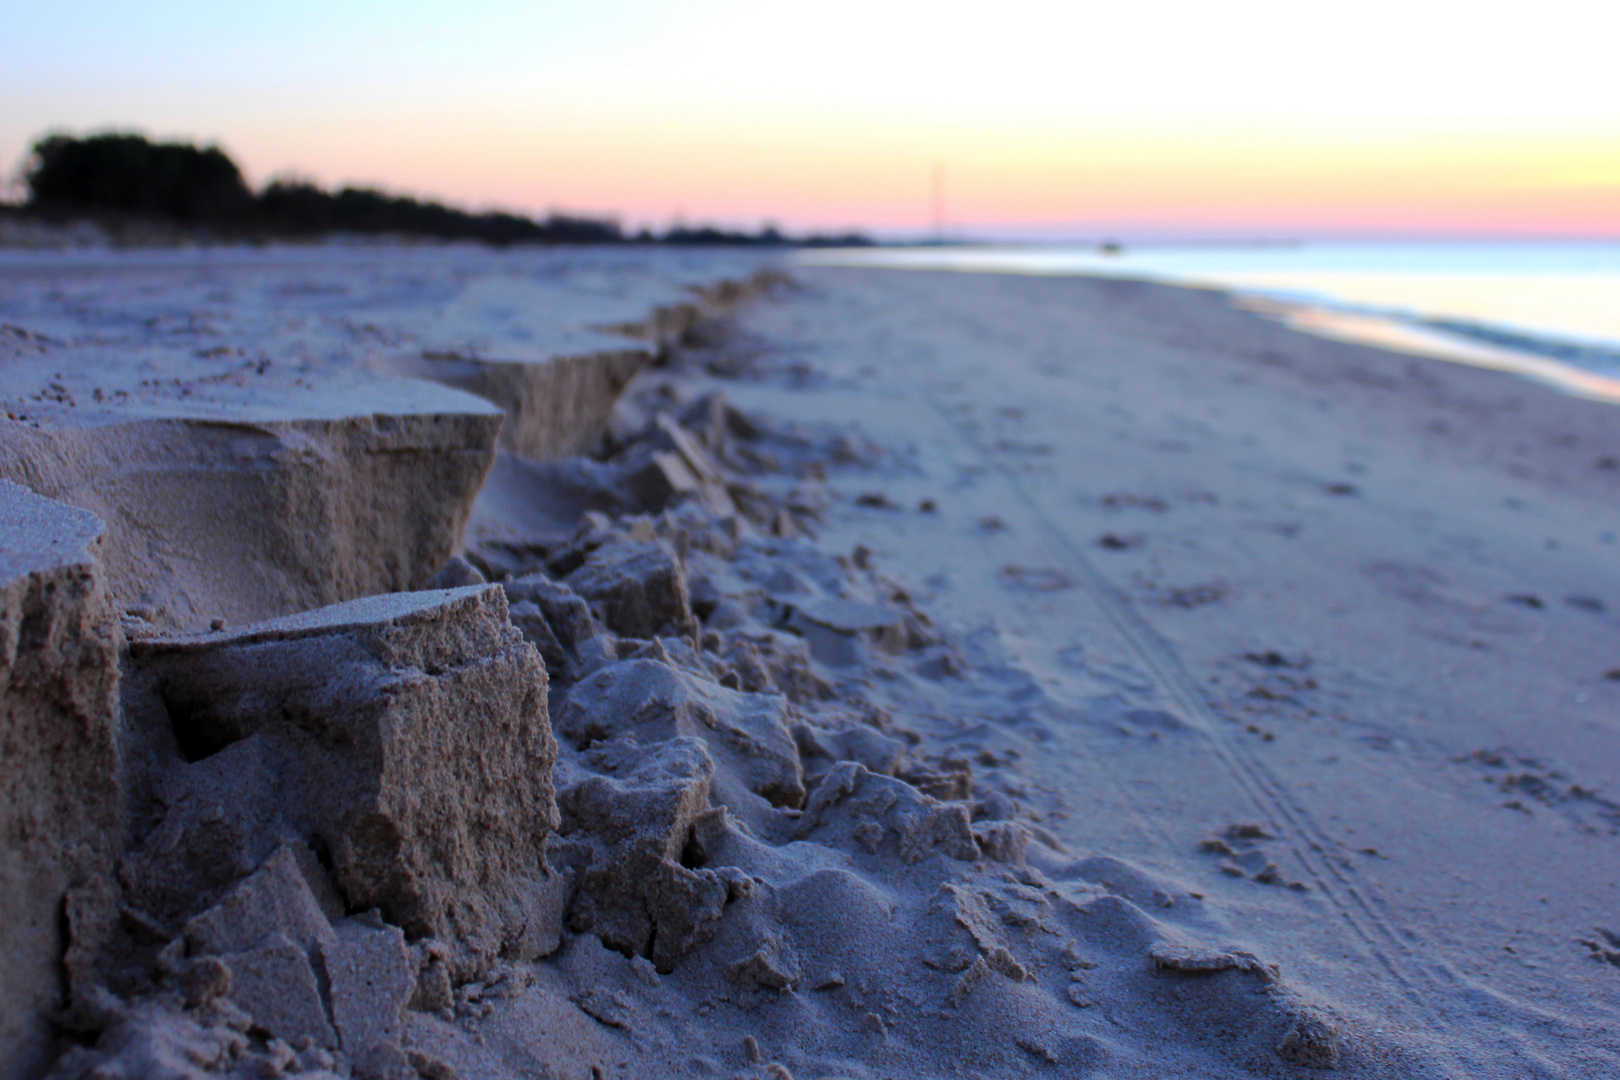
[2,249,1617,1080]
[705,266,1620,1076]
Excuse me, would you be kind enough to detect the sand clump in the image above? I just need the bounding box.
[1,252,1409,1079]
[118,586,558,958]
[0,387,506,635]
[379,335,652,462]
[0,482,123,1080]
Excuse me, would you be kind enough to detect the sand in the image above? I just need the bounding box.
[3,248,1617,1079]
[713,266,1620,1074]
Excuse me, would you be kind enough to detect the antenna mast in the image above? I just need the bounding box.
[930,160,945,243]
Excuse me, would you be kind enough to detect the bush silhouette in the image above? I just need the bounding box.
[26,133,255,225]
[259,180,624,244]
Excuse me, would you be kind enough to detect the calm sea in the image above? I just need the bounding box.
[798,242,1620,404]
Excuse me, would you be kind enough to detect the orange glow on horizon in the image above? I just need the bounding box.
[7,0,1620,238]
[226,112,1620,237]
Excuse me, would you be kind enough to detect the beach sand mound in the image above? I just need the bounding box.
[43,385,1365,1080]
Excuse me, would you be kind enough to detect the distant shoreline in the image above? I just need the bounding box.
[798,242,1620,406]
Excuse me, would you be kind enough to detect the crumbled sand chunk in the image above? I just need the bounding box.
[120,585,557,962]
[0,482,121,1075]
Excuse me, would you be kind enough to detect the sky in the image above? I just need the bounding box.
[3,0,1619,238]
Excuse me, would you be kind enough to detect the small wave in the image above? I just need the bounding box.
[799,243,1620,403]
[1238,300,1620,406]
[1419,318,1620,376]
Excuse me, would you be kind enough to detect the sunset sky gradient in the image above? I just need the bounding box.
[4,0,1618,238]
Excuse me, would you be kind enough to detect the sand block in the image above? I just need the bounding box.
[502,573,614,681]
[600,409,735,515]
[565,539,698,641]
[648,415,727,487]
[0,374,502,633]
[625,451,704,510]
[643,416,736,516]
[559,659,805,810]
[125,585,558,956]
[787,598,907,667]
[182,847,336,957]
[718,630,831,704]
[0,482,121,1080]
[383,332,652,462]
[795,724,909,779]
[559,737,738,969]
[642,298,704,349]
[797,762,979,865]
[175,853,417,1075]
[679,392,761,453]
[221,933,338,1050]
[321,919,415,1080]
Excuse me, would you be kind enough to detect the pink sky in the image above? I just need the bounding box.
[4,1,1618,238]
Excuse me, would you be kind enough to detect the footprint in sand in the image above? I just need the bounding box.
[1579,928,1620,967]
[1197,824,1309,891]
[1161,582,1230,609]
[1456,748,1620,835]
[1096,492,1170,512]
[999,565,1075,592]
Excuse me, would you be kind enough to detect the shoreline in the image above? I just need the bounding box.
[1235,296,1620,405]
[796,243,1620,406]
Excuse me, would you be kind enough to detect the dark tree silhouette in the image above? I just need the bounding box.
[25,133,255,224]
[259,181,624,244]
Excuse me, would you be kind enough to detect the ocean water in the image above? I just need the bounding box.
[798,242,1620,403]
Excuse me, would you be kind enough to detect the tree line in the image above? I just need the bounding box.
[13,132,872,248]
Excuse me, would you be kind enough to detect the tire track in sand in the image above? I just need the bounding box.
[917,383,1608,1073]
[919,387,1457,1028]
[763,272,1585,1068]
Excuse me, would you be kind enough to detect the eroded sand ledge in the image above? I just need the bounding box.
[2,250,1617,1079]
[1,483,121,1080]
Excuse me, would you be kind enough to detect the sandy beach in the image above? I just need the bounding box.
[718,266,1620,1074]
[4,248,1617,1079]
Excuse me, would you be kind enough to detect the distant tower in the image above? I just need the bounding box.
[930,161,945,243]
